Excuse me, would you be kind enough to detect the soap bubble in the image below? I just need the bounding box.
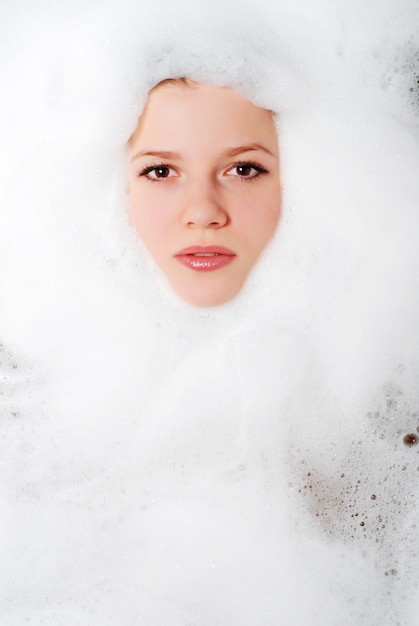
[0,0,418,624]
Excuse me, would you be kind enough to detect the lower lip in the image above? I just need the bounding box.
[175,254,235,272]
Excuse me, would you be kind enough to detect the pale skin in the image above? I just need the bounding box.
[128,80,281,307]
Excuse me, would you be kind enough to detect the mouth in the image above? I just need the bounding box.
[174,246,236,272]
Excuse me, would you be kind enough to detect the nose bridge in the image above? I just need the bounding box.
[182,174,227,228]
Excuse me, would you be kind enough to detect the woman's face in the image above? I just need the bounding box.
[128,81,281,307]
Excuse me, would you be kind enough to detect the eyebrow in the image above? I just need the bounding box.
[130,143,276,162]
[223,144,276,158]
[131,150,180,162]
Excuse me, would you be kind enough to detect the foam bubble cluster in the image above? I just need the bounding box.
[0,1,418,624]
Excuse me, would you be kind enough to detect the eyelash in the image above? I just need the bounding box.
[231,161,269,182]
[137,162,174,181]
[136,160,269,183]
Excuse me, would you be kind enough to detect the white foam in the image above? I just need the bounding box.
[1,0,418,624]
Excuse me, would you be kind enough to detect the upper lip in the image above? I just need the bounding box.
[175,245,236,256]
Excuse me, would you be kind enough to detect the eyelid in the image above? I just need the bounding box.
[136,159,269,181]
[137,162,179,181]
[223,160,269,177]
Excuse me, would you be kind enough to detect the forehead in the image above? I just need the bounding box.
[129,83,278,155]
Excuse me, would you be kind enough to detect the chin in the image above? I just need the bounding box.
[173,281,243,308]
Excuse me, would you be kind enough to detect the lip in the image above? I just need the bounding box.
[174,245,236,272]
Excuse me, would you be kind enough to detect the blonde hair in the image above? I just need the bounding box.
[149,77,198,93]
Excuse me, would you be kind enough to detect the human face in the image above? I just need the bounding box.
[128,82,281,307]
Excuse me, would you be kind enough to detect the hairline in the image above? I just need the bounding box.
[148,77,275,118]
[129,78,277,144]
[149,77,200,93]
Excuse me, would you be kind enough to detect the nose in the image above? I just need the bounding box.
[181,181,228,229]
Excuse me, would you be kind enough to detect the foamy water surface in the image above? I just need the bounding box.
[0,1,418,624]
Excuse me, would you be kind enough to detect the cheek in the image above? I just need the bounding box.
[259,186,282,238]
[129,189,155,241]
[238,192,281,252]
[128,190,173,256]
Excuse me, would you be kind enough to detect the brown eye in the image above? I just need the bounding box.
[148,165,170,178]
[236,165,253,176]
[225,161,269,181]
[139,164,177,181]
[153,166,170,178]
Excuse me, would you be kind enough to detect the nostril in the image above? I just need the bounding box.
[183,201,228,228]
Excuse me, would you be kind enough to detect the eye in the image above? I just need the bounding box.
[138,164,177,181]
[225,161,269,181]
